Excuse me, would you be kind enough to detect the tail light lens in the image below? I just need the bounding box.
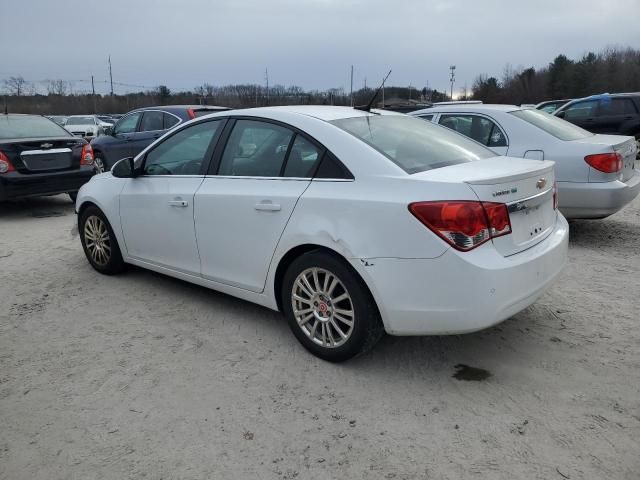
[0,150,16,174]
[187,108,196,119]
[81,143,94,165]
[409,201,512,251]
[584,152,623,173]
[553,181,559,210]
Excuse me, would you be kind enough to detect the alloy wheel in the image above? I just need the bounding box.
[291,267,355,348]
[84,215,111,266]
[94,157,105,173]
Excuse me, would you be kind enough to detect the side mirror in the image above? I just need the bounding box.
[111,157,137,178]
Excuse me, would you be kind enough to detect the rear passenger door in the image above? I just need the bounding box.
[560,100,598,131]
[194,118,322,293]
[438,114,508,155]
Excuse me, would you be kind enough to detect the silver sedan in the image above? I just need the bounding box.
[410,105,640,219]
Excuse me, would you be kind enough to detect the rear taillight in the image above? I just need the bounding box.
[584,152,623,173]
[187,108,196,119]
[409,201,512,252]
[81,144,94,165]
[0,150,16,174]
[553,181,559,210]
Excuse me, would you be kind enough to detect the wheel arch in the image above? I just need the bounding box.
[273,244,384,325]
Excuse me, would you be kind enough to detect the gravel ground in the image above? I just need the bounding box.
[1,193,639,480]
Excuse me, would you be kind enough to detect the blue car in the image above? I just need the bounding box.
[90,105,228,172]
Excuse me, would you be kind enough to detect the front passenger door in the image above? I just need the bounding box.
[438,114,508,155]
[119,120,224,274]
[106,112,143,166]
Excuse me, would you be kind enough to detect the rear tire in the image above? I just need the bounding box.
[94,156,107,173]
[281,251,384,362]
[79,206,126,275]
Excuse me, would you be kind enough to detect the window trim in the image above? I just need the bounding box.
[137,118,228,177]
[561,99,598,120]
[113,111,143,136]
[205,115,353,180]
[436,112,509,148]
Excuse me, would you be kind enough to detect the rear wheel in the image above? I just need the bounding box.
[79,206,125,274]
[282,251,384,362]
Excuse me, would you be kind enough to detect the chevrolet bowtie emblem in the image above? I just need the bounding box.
[40,143,53,149]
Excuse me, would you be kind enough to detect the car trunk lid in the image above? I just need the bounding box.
[414,157,557,256]
[1,137,84,173]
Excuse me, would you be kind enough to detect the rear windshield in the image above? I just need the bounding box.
[330,114,493,173]
[0,115,71,140]
[66,116,95,125]
[510,109,593,141]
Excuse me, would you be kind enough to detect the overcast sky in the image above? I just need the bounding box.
[1,0,639,96]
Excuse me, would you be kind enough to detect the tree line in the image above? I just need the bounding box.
[471,46,640,105]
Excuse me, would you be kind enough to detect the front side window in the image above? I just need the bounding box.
[330,115,493,174]
[140,111,164,132]
[510,109,593,141]
[143,120,222,175]
[438,114,507,147]
[563,100,597,120]
[114,112,142,135]
[283,135,322,177]
[218,120,294,177]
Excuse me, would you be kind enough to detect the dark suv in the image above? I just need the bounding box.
[554,93,640,143]
[90,105,228,172]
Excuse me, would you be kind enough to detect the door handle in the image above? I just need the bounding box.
[255,201,281,212]
[168,199,189,207]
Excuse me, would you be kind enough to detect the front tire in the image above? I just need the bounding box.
[94,156,107,173]
[282,251,384,362]
[79,206,125,274]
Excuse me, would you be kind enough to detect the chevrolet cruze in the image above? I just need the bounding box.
[76,106,569,361]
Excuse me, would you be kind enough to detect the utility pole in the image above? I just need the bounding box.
[408,83,412,101]
[265,68,269,106]
[350,65,354,106]
[364,77,367,90]
[108,56,114,96]
[449,65,456,100]
[381,76,385,107]
[91,75,96,113]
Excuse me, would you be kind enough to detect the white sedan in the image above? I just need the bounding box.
[410,105,640,219]
[76,106,568,361]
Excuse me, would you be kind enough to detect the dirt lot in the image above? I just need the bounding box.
[1,193,639,480]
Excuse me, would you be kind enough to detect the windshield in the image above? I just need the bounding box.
[66,116,95,125]
[0,115,71,139]
[510,109,593,141]
[330,114,493,174]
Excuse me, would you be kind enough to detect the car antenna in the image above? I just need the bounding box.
[354,69,392,112]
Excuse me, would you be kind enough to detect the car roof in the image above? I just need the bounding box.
[409,104,521,115]
[201,105,402,122]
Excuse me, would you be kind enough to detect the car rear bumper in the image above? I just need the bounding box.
[351,213,569,336]
[558,171,640,219]
[0,167,95,201]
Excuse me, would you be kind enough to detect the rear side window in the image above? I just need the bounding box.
[164,113,180,129]
[598,98,638,116]
[283,135,322,177]
[314,151,353,179]
[438,114,507,147]
[0,115,71,139]
[140,111,164,132]
[510,109,593,141]
[330,115,492,174]
[218,120,294,177]
[418,114,434,121]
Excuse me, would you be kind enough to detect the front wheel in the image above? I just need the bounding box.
[282,251,384,362]
[94,156,107,173]
[79,206,126,274]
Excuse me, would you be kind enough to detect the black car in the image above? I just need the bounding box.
[554,93,640,141]
[0,114,95,202]
[90,105,228,172]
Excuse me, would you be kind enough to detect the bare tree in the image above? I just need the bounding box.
[3,76,26,96]
[47,79,69,96]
